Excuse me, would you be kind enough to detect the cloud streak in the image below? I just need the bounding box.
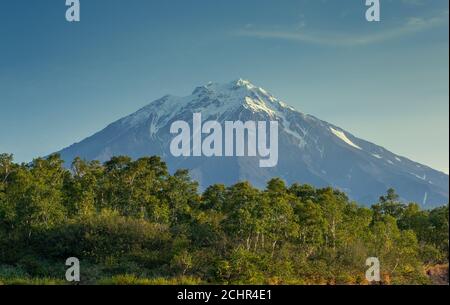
[235,11,448,47]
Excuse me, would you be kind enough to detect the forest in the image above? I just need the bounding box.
[0,153,448,285]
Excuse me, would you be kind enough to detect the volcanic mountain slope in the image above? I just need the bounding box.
[58,79,449,207]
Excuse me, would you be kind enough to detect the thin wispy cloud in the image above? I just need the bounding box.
[400,0,427,6]
[235,11,448,47]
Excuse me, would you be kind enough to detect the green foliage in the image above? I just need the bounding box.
[0,277,66,285]
[97,274,202,285]
[0,153,448,285]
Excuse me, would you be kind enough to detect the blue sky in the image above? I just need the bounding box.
[0,0,448,173]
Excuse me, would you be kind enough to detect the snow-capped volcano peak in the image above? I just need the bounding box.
[137,79,296,124]
[197,78,257,92]
[57,80,449,207]
[233,78,257,89]
[120,79,283,130]
[193,79,268,98]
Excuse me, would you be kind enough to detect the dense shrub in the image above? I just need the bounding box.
[0,154,448,284]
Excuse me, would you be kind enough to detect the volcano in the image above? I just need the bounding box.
[57,79,449,207]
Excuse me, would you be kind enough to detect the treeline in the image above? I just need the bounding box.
[0,153,448,285]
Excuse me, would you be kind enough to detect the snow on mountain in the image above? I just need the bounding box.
[57,79,449,207]
[329,127,362,150]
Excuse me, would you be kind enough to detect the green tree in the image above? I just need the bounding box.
[264,179,299,257]
[14,155,67,237]
[222,182,264,252]
[65,157,104,217]
[372,188,406,222]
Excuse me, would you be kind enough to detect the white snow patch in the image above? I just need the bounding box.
[329,127,362,150]
[410,173,427,181]
[422,192,428,206]
[395,157,402,162]
[244,97,276,116]
[387,160,394,165]
[372,154,383,159]
[279,112,307,149]
[149,117,160,137]
[279,101,296,112]
[258,87,269,95]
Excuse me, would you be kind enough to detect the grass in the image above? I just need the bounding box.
[0,278,66,285]
[97,274,203,285]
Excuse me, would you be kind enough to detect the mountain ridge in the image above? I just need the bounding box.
[57,79,449,207]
